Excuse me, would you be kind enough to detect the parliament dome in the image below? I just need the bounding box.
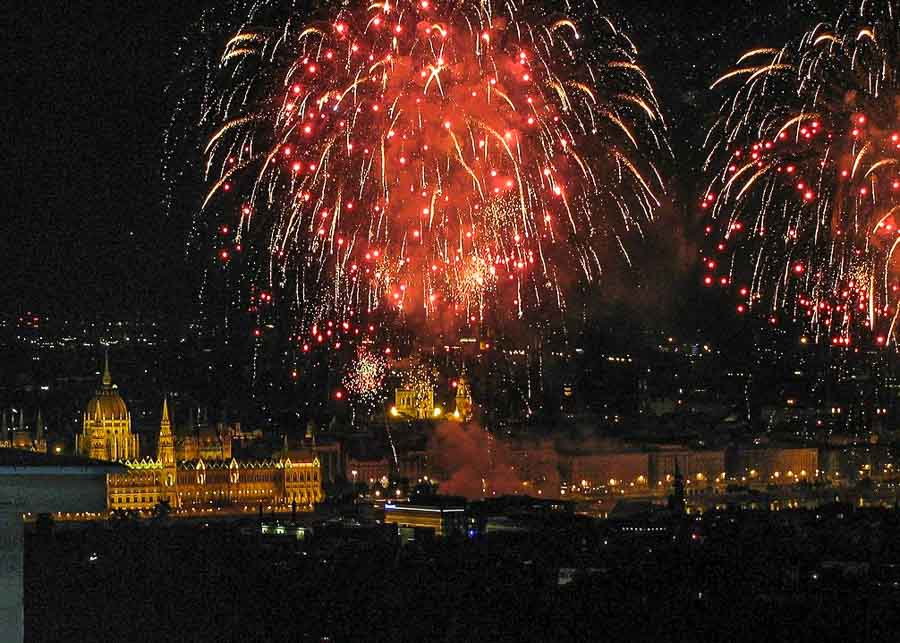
[85,358,128,422]
[77,353,139,462]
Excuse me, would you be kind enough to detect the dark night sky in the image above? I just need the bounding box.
[3,0,829,321]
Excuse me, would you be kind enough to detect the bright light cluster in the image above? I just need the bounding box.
[342,347,388,406]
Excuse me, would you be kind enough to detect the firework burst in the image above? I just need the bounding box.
[704,0,900,346]
[187,0,666,336]
[342,346,387,405]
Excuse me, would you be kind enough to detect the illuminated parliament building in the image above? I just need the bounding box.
[76,360,323,514]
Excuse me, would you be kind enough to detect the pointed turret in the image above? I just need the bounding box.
[35,408,44,441]
[161,398,171,432]
[157,397,175,466]
[155,396,178,506]
[102,349,112,387]
[304,419,318,448]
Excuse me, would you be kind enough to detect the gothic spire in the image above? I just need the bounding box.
[160,397,172,435]
[102,347,112,387]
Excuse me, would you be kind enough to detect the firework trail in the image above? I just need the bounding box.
[177,0,666,338]
[703,0,900,346]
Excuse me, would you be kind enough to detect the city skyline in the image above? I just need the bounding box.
[5,2,900,641]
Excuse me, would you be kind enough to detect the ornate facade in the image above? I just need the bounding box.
[390,371,473,421]
[106,399,323,513]
[175,424,233,461]
[76,357,139,461]
[393,387,436,419]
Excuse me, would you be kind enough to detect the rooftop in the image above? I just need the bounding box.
[0,448,125,474]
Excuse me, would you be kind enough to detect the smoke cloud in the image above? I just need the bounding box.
[428,422,561,499]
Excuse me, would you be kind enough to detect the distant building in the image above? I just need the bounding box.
[75,357,139,461]
[397,449,429,481]
[393,386,436,419]
[174,410,234,461]
[507,438,558,493]
[390,369,472,421]
[648,449,726,489]
[451,374,473,421]
[346,455,392,487]
[557,445,726,494]
[278,424,342,484]
[561,449,649,491]
[106,399,323,513]
[726,446,818,484]
[259,521,311,542]
[384,497,467,542]
[0,409,46,454]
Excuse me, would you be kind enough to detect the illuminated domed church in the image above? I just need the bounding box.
[76,356,140,461]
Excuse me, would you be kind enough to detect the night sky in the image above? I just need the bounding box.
[4,0,829,321]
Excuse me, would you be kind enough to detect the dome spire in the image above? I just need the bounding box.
[161,397,171,434]
[102,347,112,387]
